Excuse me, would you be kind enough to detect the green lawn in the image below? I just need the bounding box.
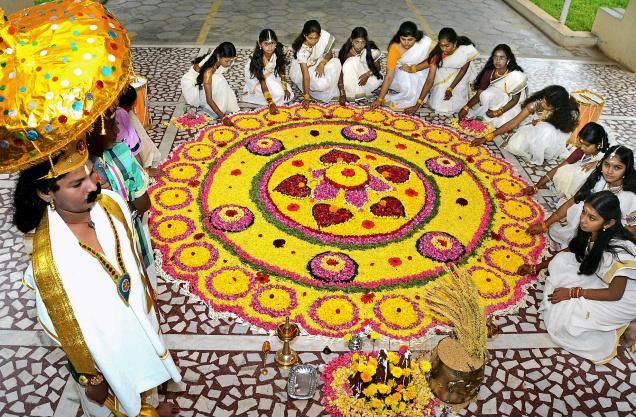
[531,0,629,31]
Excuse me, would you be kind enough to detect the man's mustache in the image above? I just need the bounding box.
[87,182,102,203]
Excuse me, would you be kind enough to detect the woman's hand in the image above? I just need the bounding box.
[527,223,546,235]
[369,99,382,110]
[358,72,371,86]
[521,185,537,196]
[145,167,166,178]
[548,287,571,304]
[339,93,347,107]
[302,99,311,110]
[470,137,487,147]
[268,102,279,115]
[221,116,234,127]
[315,62,326,77]
[156,401,180,417]
[404,105,419,115]
[582,161,598,171]
[85,376,109,405]
[485,109,497,118]
[284,89,291,101]
[399,64,413,73]
[444,89,453,101]
[458,107,468,120]
[517,264,533,276]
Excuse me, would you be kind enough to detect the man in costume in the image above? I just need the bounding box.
[1,1,181,416]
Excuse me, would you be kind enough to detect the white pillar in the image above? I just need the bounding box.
[559,0,573,24]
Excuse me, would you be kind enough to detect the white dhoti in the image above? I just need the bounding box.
[290,30,342,102]
[341,49,383,100]
[242,54,294,106]
[429,44,480,114]
[504,121,570,165]
[542,249,636,363]
[468,70,528,128]
[385,37,431,110]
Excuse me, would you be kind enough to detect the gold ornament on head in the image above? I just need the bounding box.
[607,145,622,162]
[0,0,132,174]
[40,138,90,179]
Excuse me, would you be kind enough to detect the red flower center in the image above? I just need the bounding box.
[225,209,238,217]
[341,168,356,177]
[326,259,339,266]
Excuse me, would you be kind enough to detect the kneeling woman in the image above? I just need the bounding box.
[472,85,579,165]
[370,21,431,111]
[180,42,239,126]
[404,27,479,115]
[337,27,383,103]
[243,29,293,113]
[528,145,636,250]
[290,20,342,107]
[524,191,636,363]
[458,44,527,127]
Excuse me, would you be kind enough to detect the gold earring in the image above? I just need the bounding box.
[100,113,106,135]
[49,199,56,211]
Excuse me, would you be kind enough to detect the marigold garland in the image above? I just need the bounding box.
[149,103,544,341]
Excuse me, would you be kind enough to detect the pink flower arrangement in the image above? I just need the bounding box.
[308,251,358,283]
[416,231,466,262]
[206,205,254,232]
[341,124,378,142]
[450,117,495,138]
[173,112,211,130]
[425,156,464,177]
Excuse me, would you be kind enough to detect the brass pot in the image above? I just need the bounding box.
[427,337,486,404]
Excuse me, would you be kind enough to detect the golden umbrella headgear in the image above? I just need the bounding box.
[0,0,132,176]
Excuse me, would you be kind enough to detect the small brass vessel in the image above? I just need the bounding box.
[275,317,300,368]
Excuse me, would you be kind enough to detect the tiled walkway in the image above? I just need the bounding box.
[2,1,636,416]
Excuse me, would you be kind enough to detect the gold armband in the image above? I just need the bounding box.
[411,64,417,73]
[416,98,423,105]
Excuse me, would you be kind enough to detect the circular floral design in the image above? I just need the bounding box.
[173,242,219,272]
[309,295,359,331]
[156,187,193,210]
[245,136,284,156]
[374,295,422,331]
[425,156,464,177]
[252,285,297,316]
[152,215,195,243]
[150,103,544,341]
[467,266,510,299]
[205,267,253,300]
[166,163,202,183]
[416,231,466,262]
[308,252,358,284]
[198,125,239,145]
[181,143,218,161]
[341,124,378,142]
[207,205,254,232]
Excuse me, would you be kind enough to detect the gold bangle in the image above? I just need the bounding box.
[263,91,272,100]
[321,58,328,66]
[303,93,310,100]
[378,98,384,105]
[411,64,417,73]
[446,87,453,92]
[416,98,423,105]
[463,105,471,112]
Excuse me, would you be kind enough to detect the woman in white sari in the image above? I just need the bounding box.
[458,44,527,128]
[471,85,579,165]
[337,27,383,103]
[522,122,609,202]
[290,20,342,107]
[180,42,239,127]
[404,27,479,115]
[242,29,293,112]
[370,21,432,111]
[520,191,636,363]
[527,146,636,251]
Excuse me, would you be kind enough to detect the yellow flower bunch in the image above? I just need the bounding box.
[386,351,400,365]
[362,384,378,398]
[389,364,403,378]
[419,360,432,373]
